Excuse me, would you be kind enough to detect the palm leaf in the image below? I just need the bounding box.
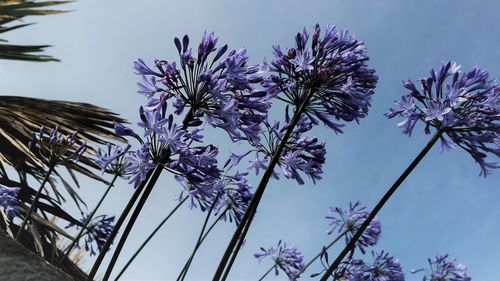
[0,0,73,62]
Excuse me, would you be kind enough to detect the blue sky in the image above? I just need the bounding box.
[1,0,499,280]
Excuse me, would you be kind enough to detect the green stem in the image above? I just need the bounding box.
[113,196,188,281]
[292,230,348,280]
[258,265,275,281]
[178,202,228,281]
[86,169,153,281]
[87,109,195,281]
[16,164,54,240]
[102,108,195,280]
[58,174,119,265]
[214,90,314,281]
[319,130,444,281]
[102,162,165,280]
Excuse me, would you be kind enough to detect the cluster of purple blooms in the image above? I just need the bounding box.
[134,31,270,146]
[326,201,381,254]
[67,213,115,256]
[28,125,87,166]
[254,240,305,279]
[342,251,405,281]
[386,61,500,177]
[412,254,471,281]
[0,184,20,219]
[263,24,378,134]
[95,142,131,176]
[108,32,265,224]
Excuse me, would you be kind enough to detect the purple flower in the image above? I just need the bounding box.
[159,115,186,153]
[343,251,405,281]
[125,143,155,188]
[0,184,20,219]
[386,61,500,177]
[114,122,142,143]
[326,201,381,254]
[255,241,305,280]
[95,143,131,176]
[212,171,253,224]
[69,213,115,256]
[412,254,470,281]
[29,126,88,165]
[134,32,270,146]
[263,24,378,132]
[138,107,169,137]
[252,117,326,185]
[247,153,268,175]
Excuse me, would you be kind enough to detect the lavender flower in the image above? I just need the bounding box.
[326,201,381,254]
[125,143,155,188]
[95,143,131,176]
[212,171,253,224]
[386,61,500,177]
[342,251,405,281]
[263,24,378,133]
[0,184,20,219]
[412,254,471,281]
[69,213,115,256]
[29,125,88,166]
[133,32,270,146]
[255,241,305,280]
[249,116,326,185]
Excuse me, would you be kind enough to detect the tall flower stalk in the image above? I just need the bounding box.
[321,62,500,280]
[214,24,377,280]
[88,30,267,280]
[113,196,188,281]
[17,126,86,240]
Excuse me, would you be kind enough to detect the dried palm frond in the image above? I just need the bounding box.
[0,0,73,61]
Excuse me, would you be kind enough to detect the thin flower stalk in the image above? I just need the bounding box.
[16,164,54,240]
[258,265,277,281]
[58,173,119,265]
[293,229,349,280]
[101,109,196,280]
[320,129,443,280]
[113,196,189,281]
[177,192,221,281]
[214,90,314,280]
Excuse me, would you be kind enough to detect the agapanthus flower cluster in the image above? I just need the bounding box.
[341,251,405,281]
[68,213,115,256]
[210,170,253,224]
[0,184,20,219]
[254,240,305,280]
[263,24,378,133]
[241,113,326,185]
[326,201,381,254]
[133,31,270,145]
[412,254,471,281]
[95,143,131,176]
[114,111,220,190]
[29,125,88,166]
[386,61,500,176]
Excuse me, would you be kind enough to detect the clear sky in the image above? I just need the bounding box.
[1,0,499,280]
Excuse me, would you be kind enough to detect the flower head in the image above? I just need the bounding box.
[412,254,471,281]
[68,213,115,256]
[125,143,156,188]
[29,126,88,166]
[133,32,270,146]
[342,251,405,281]
[326,201,381,254]
[0,184,20,219]
[95,143,131,176]
[263,24,378,133]
[255,240,305,280]
[386,61,500,177]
